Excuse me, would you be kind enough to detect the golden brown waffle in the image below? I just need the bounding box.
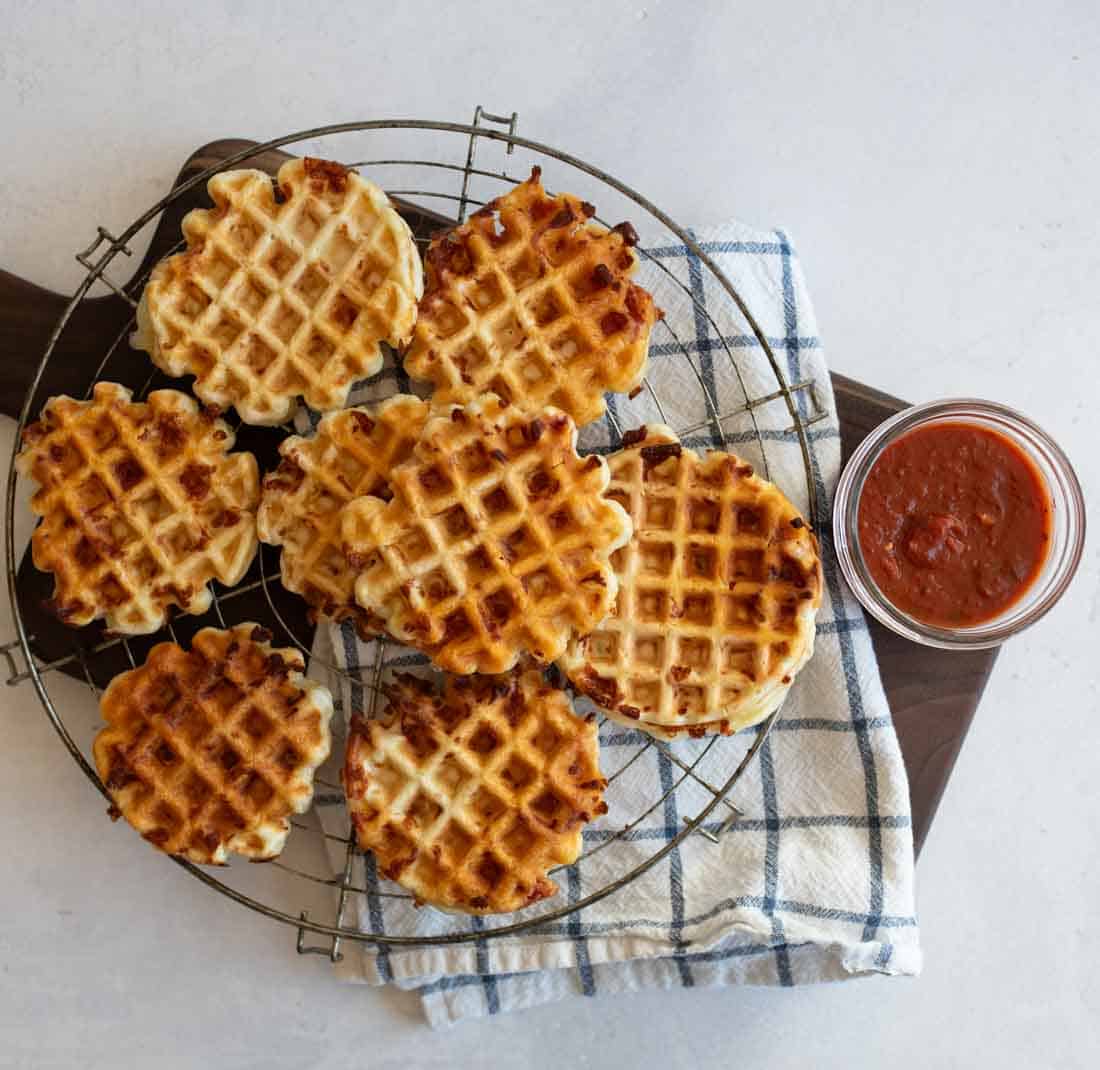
[93,623,333,864]
[403,167,659,428]
[257,395,430,637]
[558,426,822,739]
[133,157,423,425]
[343,668,606,914]
[16,382,259,635]
[596,680,801,742]
[340,395,633,675]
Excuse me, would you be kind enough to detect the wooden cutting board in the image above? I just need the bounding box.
[0,139,996,856]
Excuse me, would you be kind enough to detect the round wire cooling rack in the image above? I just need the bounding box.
[3,108,829,957]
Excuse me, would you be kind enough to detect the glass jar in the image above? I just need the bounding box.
[832,399,1085,649]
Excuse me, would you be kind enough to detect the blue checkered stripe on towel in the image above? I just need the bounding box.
[307,221,921,1026]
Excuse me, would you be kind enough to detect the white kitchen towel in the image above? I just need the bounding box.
[305,219,921,1027]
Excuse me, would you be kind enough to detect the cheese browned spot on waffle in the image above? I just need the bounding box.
[340,394,633,675]
[257,395,430,638]
[93,623,333,864]
[133,157,423,426]
[343,668,606,914]
[16,382,259,635]
[558,425,822,740]
[403,166,660,428]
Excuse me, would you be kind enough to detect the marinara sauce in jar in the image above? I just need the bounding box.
[833,400,1084,649]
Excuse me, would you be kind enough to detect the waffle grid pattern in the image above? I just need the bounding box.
[135,157,423,425]
[340,395,633,674]
[257,395,431,636]
[93,624,333,864]
[343,670,606,914]
[404,167,659,428]
[559,426,822,738]
[16,382,259,635]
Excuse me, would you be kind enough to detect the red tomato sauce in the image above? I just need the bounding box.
[857,422,1051,628]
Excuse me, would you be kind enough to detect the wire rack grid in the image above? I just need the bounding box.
[3,108,828,959]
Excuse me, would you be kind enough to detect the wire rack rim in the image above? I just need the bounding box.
[4,113,818,947]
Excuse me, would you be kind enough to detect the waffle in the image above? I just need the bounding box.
[257,395,430,637]
[16,382,259,635]
[133,157,423,425]
[93,623,333,864]
[343,668,606,914]
[558,426,822,739]
[597,673,803,742]
[403,167,659,428]
[340,395,633,674]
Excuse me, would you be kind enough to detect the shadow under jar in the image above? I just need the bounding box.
[833,399,1085,650]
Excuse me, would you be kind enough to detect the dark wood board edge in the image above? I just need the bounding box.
[0,140,995,858]
[833,378,996,855]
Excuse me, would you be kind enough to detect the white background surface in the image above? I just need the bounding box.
[1,1,1097,1066]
